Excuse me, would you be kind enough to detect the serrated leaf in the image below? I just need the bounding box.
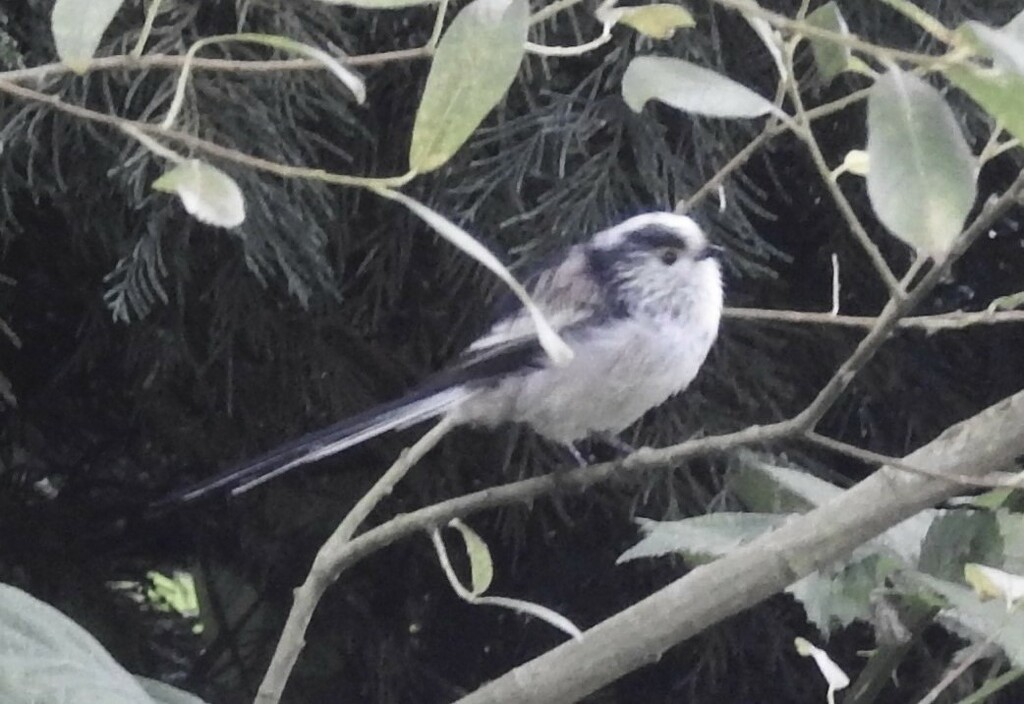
[916,573,1024,668]
[616,513,784,564]
[449,519,494,596]
[617,4,695,40]
[806,1,851,84]
[867,68,978,256]
[51,0,125,73]
[0,583,161,703]
[787,551,900,635]
[945,64,1024,143]
[409,0,528,172]
[621,56,783,119]
[152,160,246,229]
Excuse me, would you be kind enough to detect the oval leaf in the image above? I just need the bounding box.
[622,56,782,119]
[449,519,494,596]
[945,65,1024,143]
[959,15,1024,76]
[867,68,977,256]
[409,0,529,172]
[51,0,125,73]
[0,583,156,704]
[618,4,695,40]
[806,1,851,84]
[153,160,246,229]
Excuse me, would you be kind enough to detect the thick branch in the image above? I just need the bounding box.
[454,387,1024,704]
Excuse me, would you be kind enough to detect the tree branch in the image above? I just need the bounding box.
[724,307,1024,330]
[453,387,1024,704]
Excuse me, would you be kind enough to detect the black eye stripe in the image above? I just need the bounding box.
[628,226,689,251]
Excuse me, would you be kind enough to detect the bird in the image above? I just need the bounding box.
[153,212,724,508]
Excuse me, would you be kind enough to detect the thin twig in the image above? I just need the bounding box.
[915,625,1007,704]
[255,416,456,704]
[724,307,1024,330]
[0,78,414,189]
[805,432,1023,488]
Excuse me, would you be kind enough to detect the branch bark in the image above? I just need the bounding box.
[454,388,1024,704]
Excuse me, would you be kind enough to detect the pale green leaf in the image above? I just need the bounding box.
[409,0,528,172]
[616,513,783,564]
[918,510,1002,581]
[916,573,1024,668]
[152,160,246,229]
[373,188,573,364]
[867,67,978,256]
[965,563,1024,609]
[622,56,783,118]
[959,15,1024,75]
[841,149,870,176]
[51,0,125,73]
[449,519,494,596]
[805,1,851,84]
[617,4,695,40]
[988,291,1024,312]
[794,638,851,693]
[946,64,1024,143]
[787,551,901,635]
[0,583,158,703]
[997,510,1024,574]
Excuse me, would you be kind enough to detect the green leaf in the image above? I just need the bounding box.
[622,56,783,118]
[449,519,494,596]
[867,67,978,256]
[51,0,125,73]
[730,457,843,512]
[805,1,851,84]
[916,573,1024,668]
[788,552,899,635]
[152,160,246,229]
[945,64,1024,144]
[409,0,528,172]
[918,510,1003,581]
[0,582,168,703]
[616,513,785,564]
[617,4,695,40]
[997,510,1024,574]
[959,14,1024,75]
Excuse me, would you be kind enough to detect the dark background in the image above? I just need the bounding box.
[2,0,1023,701]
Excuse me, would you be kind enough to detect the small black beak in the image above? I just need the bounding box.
[696,244,725,261]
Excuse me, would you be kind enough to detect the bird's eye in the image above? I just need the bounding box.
[660,249,679,265]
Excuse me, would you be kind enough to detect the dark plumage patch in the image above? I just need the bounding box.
[626,224,690,252]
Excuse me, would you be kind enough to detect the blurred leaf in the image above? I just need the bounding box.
[51,0,124,73]
[916,573,1024,668]
[959,12,1024,75]
[616,513,784,564]
[841,149,870,176]
[946,64,1024,143]
[998,511,1024,573]
[919,510,1002,581]
[449,519,494,596]
[0,582,173,703]
[409,0,528,172]
[622,56,782,118]
[965,563,1024,609]
[794,637,851,695]
[867,67,977,256]
[806,2,851,84]
[788,552,900,635]
[152,160,246,229]
[730,457,843,512]
[617,4,695,39]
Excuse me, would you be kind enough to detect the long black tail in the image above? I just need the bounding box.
[148,385,471,512]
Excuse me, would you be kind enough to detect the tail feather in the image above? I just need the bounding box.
[150,385,471,512]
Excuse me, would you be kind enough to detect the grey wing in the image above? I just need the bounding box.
[418,244,611,391]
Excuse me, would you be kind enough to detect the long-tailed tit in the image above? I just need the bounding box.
[155,212,723,507]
